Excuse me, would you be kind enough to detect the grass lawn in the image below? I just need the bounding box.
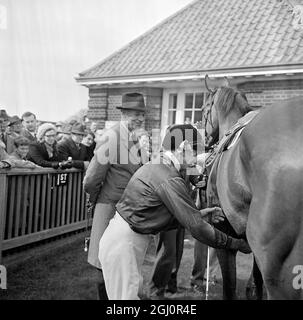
[0,232,254,300]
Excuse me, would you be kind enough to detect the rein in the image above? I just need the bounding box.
[202,91,216,131]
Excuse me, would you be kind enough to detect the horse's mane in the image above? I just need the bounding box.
[216,87,256,118]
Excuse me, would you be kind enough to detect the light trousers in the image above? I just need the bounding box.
[99,213,152,300]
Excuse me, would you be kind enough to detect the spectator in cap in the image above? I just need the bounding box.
[83,92,146,300]
[8,116,23,138]
[57,123,90,169]
[82,130,96,161]
[21,111,38,143]
[10,136,31,161]
[69,119,78,126]
[0,135,38,170]
[28,123,70,169]
[56,123,71,143]
[55,121,64,133]
[98,124,251,300]
[9,136,40,167]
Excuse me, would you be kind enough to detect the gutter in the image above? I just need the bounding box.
[75,65,303,86]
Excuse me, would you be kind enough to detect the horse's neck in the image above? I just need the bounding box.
[218,112,242,140]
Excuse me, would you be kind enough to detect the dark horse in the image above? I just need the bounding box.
[202,77,303,300]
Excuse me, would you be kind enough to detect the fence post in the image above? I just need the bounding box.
[0,171,8,264]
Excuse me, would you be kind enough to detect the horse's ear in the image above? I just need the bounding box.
[205,74,214,93]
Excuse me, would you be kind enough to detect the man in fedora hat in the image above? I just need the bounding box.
[57,123,90,169]
[83,92,146,300]
[56,123,72,143]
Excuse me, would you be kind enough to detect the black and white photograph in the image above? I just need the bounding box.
[1,0,303,307]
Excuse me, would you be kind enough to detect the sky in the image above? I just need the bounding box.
[0,0,193,121]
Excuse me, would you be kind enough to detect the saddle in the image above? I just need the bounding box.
[206,110,260,169]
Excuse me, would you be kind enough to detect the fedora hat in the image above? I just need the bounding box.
[8,115,22,126]
[0,109,10,121]
[117,93,146,111]
[71,123,87,135]
[59,124,72,134]
[56,121,64,127]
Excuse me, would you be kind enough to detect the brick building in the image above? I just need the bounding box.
[76,0,303,133]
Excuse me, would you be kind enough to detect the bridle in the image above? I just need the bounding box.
[202,92,216,130]
[202,89,218,147]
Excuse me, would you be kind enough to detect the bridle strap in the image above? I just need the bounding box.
[203,90,217,142]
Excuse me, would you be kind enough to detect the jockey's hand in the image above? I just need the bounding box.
[200,207,225,224]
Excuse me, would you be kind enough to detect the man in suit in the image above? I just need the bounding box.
[21,111,38,143]
[57,123,90,169]
[83,92,146,300]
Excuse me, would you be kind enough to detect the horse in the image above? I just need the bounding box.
[202,76,303,300]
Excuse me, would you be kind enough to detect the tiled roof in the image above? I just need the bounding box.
[78,0,303,80]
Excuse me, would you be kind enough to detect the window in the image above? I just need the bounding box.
[162,89,208,128]
[184,93,204,124]
[168,94,177,125]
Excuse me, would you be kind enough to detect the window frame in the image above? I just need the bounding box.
[162,88,207,128]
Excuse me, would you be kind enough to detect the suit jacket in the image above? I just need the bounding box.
[21,129,37,143]
[83,122,142,205]
[57,138,90,169]
[0,133,15,154]
[28,142,62,168]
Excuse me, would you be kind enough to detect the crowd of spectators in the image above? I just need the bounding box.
[0,108,99,170]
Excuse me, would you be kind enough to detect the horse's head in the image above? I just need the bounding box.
[201,75,229,148]
[202,75,254,147]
